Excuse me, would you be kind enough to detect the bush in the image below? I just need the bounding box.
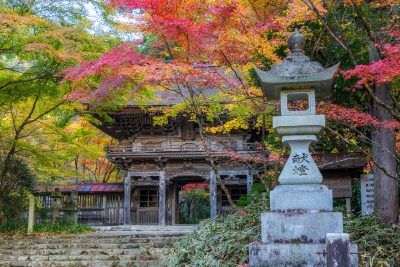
[180,188,210,224]
[0,220,93,236]
[165,192,269,267]
[0,157,35,221]
[165,191,399,267]
[345,214,400,266]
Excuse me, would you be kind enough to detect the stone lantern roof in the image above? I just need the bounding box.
[255,29,339,100]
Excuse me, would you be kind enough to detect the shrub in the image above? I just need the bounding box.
[0,220,93,236]
[165,191,399,267]
[344,214,400,266]
[180,187,210,224]
[0,157,35,221]
[165,192,269,267]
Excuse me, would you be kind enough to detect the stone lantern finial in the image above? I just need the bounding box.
[288,28,305,53]
[254,29,340,99]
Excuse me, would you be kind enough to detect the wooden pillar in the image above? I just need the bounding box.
[124,175,131,225]
[346,198,352,215]
[210,170,217,219]
[102,194,107,224]
[159,170,166,225]
[27,195,35,234]
[176,184,181,224]
[171,182,177,225]
[246,170,253,195]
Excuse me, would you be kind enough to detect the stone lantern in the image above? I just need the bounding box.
[63,190,79,224]
[249,29,358,266]
[50,188,63,223]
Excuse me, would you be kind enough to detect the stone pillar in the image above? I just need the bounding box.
[246,170,253,194]
[209,170,217,219]
[159,170,166,225]
[124,175,131,225]
[278,135,322,185]
[27,195,35,234]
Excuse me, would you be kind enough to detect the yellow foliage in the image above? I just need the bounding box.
[206,118,249,134]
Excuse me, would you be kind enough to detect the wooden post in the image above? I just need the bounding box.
[159,170,166,225]
[210,170,217,219]
[171,182,177,225]
[345,198,351,215]
[102,194,107,223]
[246,170,253,195]
[124,175,131,225]
[27,195,35,234]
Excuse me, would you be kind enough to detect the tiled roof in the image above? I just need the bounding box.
[34,183,124,193]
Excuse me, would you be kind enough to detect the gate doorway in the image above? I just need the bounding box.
[170,176,210,224]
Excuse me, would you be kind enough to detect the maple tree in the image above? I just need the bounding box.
[299,0,399,223]
[60,0,399,221]
[0,1,121,217]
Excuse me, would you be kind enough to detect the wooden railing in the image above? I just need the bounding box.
[131,208,159,225]
[107,142,260,157]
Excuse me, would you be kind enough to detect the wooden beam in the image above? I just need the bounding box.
[210,170,217,219]
[323,178,352,198]
[159,170,166,225]
[124,175,131,224]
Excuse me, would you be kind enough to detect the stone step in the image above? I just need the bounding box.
[0,260,164,267]
[0,242,173,251]
[1,232,186,241]
[0,244,171,252]
[0,226,193,267]
[0,247,158,256]
[1,235,181,242]
[0,253,162,262]
[0,237,179,246]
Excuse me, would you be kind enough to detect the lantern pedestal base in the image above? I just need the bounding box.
[249,242,358,267]
[270,184,332,212]
[261,211,343,243]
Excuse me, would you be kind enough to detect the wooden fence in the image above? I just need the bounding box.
[36,193,124,226]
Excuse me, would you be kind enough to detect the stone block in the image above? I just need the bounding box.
[261,212,343,244]
[270,184,333,211]
[326,233,352,267]
[249,242,358,267]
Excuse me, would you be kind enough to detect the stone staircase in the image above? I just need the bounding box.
[0,225,195,267]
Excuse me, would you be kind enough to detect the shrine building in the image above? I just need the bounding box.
[77,86,366,226]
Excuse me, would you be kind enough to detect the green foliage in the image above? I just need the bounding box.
[164,192,269,267]
[236,183,265,207]
[0,157,35,220]
[345,214,400,267]
[33,221,93,234]
[0,3,119,187]
[0,220,93,236]
[180,189,210,224]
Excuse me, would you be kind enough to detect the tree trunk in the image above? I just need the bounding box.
[370,47,399,224]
